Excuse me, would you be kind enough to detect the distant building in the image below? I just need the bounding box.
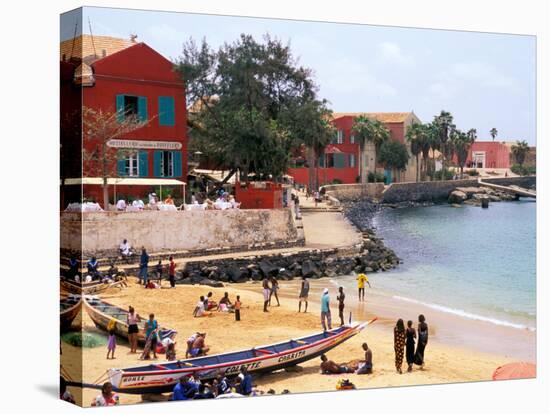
[60,35,187,208]
[287,112,420,186]
[463,141,512,169]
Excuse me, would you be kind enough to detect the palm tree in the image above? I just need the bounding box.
[452,128,476,178]
[433,110,454,180]
[511,140,530,166]
[352,116,390,183]
[424,122,440,180]
[490,128,498,142]
[406,122,427,182]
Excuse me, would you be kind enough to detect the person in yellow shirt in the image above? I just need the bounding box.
[356,272,371,301]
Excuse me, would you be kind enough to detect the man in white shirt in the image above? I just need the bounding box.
[132,199,144,210]
[119,239,132,259]
[116,199,127,211]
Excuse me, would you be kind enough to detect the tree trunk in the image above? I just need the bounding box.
[359,144,365,184]
[102,178,109,211]
[415,154,419,182]
[208,168,237,197]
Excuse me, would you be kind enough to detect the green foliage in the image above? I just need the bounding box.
[511,164,535,176]
[177,34,333,180]
[430,168,454,180]
[511,140,530,166]
[378,140,410,171]
[61,331,107,348]
[331,178,343,184]
[467,169,479,176]
[367,171,385,183]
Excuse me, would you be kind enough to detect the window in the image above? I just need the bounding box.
[117,151,148,177]
[116,95,148,122]
[334,153,346,168]
[160,151,174,177]
[350,135,355,144]
[154,150,182,177]
[158,96,175,126]
[337,129,344,144]
[349,153,356,167]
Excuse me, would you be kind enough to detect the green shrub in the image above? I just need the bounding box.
[511,164,536,176]
[467,169,479,176]
[430,168,454,180]
[331,178,343,185]
[367,171,385,183]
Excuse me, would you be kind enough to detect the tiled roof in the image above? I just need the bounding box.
[332,112,413,123]
[60,34,135,63]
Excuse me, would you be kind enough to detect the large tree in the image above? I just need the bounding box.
[490,127,498,142]
[451,128,476,178]
[433,110,455,180]
[82,107,151,209]
[176,35,333,191]
[511,140,530,166]
[351,115,390,182]
[378,140,410,183]
[405,122,429,182]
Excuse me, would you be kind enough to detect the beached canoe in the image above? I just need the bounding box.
[60,276,127,295]
[83,296,177,346]
[107,320,374,394]
[60,295,82,332]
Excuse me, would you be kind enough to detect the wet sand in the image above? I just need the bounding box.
[62,278,530,407]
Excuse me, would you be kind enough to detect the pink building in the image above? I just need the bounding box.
[466,141,512,169]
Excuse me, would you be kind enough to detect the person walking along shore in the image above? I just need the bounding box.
[414,314,429,369]
[406,320,416,372]
[298,276,310,312]
[337,286,345,326]
[321,288,332,331]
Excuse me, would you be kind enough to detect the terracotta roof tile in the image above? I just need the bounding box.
[60,34,135,62]
[332,112,413,123]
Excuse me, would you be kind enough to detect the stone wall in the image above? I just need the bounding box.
[61,209,302,256]
[322,183,385,201]
[380,176,536,203]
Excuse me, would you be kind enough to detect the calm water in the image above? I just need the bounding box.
[365,201,536,331]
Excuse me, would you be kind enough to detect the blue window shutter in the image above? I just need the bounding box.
[116,95,125,122]
[138,151,148,177]
[158,96,175,126]
[138,96,148,121]
[117,157,126,176]
[334,153,346,169]
[153,151,162,177]
[173,151,182,177]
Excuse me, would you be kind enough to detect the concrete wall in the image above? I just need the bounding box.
[322,183,385,201]
[381,176,536,203]
[61,209,301,255]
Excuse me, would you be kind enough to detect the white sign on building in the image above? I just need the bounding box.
[107,139,182,150]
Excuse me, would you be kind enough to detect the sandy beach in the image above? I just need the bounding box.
[60,277,530,407]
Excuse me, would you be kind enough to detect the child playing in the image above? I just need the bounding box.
[166,342,176,361]
[235,295,242,321]
[107,328,116,359]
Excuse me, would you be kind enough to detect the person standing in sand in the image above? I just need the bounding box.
[298,276,310,312]
[139,247,149,285]
[414,314,429,369]
[406,320,417,372]
[356,272,370,301]
[337,286,346,326]
[168,256,176,288]
[320,288,332,331]
[269,276,280,307]
[262,277,271,312]
[394,319,406,374]
[127,306,140,354]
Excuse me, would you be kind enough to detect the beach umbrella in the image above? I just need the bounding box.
[492,362,536,380]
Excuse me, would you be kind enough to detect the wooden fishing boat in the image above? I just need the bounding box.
[83,296,177,346]
[107,320,374,394]
[60,276,126,295]
[60,295,82,332]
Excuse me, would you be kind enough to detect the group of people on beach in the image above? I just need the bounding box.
[172,366,253,400]
[393,315,429,374]
[193,292,243,321]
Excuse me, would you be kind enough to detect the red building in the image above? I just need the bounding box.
[287,112,420,186]
[464,141,512,169]
[60,35,187,208]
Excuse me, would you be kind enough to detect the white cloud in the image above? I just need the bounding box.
[450,62,520,92]
[377,41,414,67]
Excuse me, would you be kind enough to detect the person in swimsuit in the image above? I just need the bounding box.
[269,276,280,306]
[298,276,310,313]
[405,320,417,372]
[190,333,210,357]
[394,318,406,374]
[337,286,346,326]
[127,306,140,354]
[356,342,373,374]
[319,354,354,374]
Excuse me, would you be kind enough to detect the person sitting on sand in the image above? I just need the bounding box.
[91,382,119,406]
[190,333,210,357]
[87,256,100,279]
[166,342,176,361]
[237,366,253,396]
[164,194,175,205]
[204,292,218,311]
[185,332,200,358]
[194,296,213,317]
[319,354,354,374]
[172,376,195,401]
[218,292,234,312]
[215,374,231,395]
[356,342,373,375]
[193,383,215,399]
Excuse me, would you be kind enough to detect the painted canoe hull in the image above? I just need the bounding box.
[60,296,82,332]
[108,321,372,394]
[61,278,126,295]
[83,297,174,346]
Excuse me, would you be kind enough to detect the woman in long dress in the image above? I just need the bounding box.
[405,320,416,372]
[414,314,429,369]
[393,319,406,374]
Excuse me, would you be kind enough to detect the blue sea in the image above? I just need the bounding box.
[364,200,536,331]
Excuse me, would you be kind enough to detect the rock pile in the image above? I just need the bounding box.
[448,186,518,206]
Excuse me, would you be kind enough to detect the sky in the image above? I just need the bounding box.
[61,7,536,145]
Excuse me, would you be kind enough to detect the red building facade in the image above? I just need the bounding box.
[464,141,512,169]
[287,112,420,186]
[60,35,187,208]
